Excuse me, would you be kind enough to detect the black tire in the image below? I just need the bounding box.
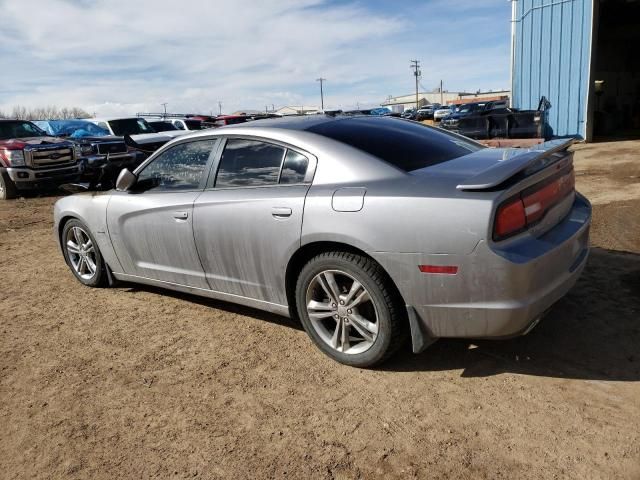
[295,251,408,367]
[61,219,109,287]
[0,172,18,200]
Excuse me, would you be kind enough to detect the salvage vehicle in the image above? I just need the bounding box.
[34,120,143,185]
[143,117,204,131]
[439,101,506,130]
[401,109,417,119]
[54,116,591,367]
[437,99,550,141]
[415,104,440,121]
[0,120,81,199]
[433,105,454,121]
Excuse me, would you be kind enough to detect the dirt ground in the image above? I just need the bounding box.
[1,140,639,479]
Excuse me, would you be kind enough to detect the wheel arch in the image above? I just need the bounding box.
[284,241,408,321]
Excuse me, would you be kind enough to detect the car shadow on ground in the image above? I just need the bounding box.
[384,247,640,381]
[122,284,304,332]
[122,247,639,381]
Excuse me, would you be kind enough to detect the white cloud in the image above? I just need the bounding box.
[0,0,510,116]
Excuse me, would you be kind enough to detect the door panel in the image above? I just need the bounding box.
[107,191,209,288]
[106,138,218,288]
[193,185,308,305]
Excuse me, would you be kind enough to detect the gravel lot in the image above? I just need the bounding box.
[1,140,639,479]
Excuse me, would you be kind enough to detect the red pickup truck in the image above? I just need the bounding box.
[0,120,81,199]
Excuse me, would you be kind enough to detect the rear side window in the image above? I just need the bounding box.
[215,139,285,188]
[280,150,309,184]
[307,117,482,172]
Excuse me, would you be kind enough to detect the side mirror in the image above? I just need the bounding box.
[115,168,137,191]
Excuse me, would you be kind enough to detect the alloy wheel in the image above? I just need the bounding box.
[65,226,97,280]
[305,269,379,355]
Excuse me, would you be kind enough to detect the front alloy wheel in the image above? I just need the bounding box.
[65,226,98,280]
[61,219,108,287]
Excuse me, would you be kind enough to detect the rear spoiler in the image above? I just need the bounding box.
[456,138,574,191]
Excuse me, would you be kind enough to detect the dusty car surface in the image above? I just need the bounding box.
[53,116,591,367]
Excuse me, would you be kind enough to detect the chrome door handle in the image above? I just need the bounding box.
[173,211,189,220]
[271,207,292,218]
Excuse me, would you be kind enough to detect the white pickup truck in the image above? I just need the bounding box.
[87,117,190,148]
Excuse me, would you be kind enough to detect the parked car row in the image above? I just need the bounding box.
[0,112,260,199]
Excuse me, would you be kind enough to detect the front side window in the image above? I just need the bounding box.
[215,139,285,188]
[136,140,215,192]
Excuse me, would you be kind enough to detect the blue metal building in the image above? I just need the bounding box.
[511,0,640,141]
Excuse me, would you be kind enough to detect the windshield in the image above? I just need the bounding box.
[0,121,47,140]
[457,103,485,114]
[35,120,110,138]
[108,118,155,135]
[308,117,483,172]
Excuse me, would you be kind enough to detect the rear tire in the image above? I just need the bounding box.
[61,219,108,287]
[295,251,407,367]
[0,172,18,200]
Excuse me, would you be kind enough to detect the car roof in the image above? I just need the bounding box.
[216,114,421,133]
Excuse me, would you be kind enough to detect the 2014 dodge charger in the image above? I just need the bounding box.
[53,116,591,367]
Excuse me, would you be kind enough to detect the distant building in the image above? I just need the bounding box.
[274,106,320,116]
[381,90,511,113]
[510,0,640,141]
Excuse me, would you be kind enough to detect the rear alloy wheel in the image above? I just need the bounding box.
[0,172,18,200]
[296,251,407,367]
[61,219,108,287]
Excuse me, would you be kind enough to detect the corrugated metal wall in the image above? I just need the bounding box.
[511,0,593,138]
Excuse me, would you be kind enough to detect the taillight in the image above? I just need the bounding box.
[493,167,575,241]
[495,198,526,239]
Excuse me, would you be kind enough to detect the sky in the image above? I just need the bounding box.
[0,0,511,117]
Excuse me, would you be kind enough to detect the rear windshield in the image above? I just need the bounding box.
[149,121,178,131]
[307,117,483,172]
[108,118,154,135]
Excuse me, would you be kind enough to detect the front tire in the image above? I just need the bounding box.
[0,172,18,200]
[61,219,108,287]
[295,251,407,367]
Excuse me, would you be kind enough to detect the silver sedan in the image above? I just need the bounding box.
[54,116,591,367]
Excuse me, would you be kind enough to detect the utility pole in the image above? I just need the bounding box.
[161,102,168,118]
[440,79,444,105]
[410,60,421,110]
[316,77,326,110]
[217,101,222,115]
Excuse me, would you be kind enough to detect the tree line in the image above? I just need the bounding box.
[0,105,92,120]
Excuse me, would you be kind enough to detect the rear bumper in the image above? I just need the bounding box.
[372,193,591,339]
[4,165,81,189]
